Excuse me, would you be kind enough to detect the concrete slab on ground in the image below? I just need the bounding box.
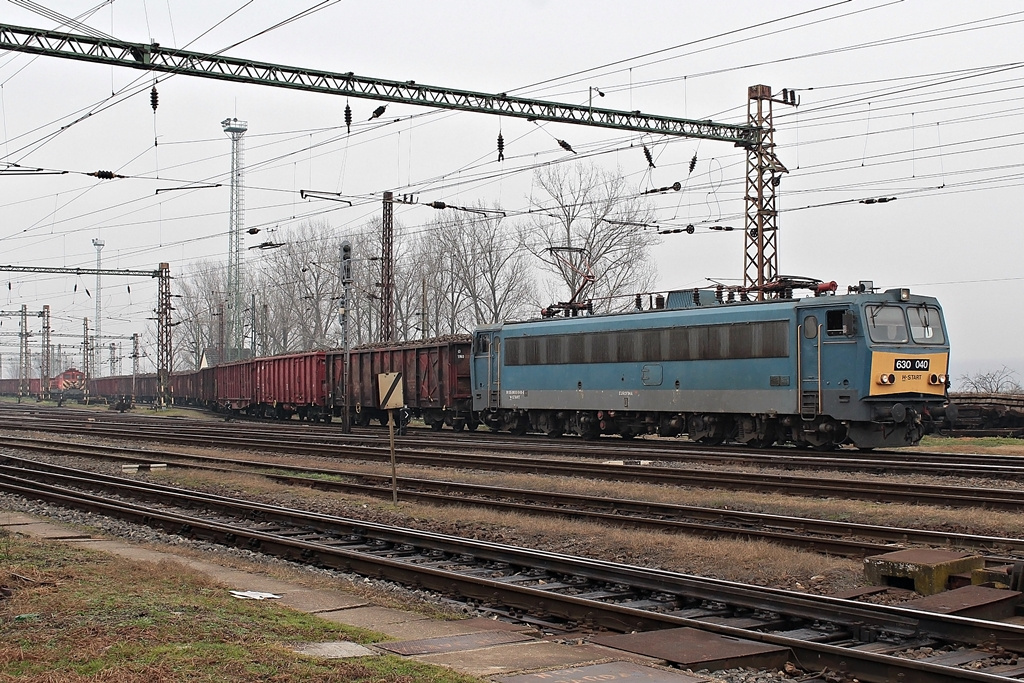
[593,627,790,671]
[371,617,515,641]
[3,519,93,540]
[292,641,376,659]
[275,589,369,613]
[317,605,430,628]
[413,640,609,678]
[378,630,534,656]
[496,661,708,683]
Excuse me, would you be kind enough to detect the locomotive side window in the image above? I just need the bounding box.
[504,320,789,366]
[826,309,856,337]
[908,305,945,344]
[866,305,909,343]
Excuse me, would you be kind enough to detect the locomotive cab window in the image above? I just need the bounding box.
[908,305,945,344]
[826,309,856,337]
[803,316,818,339]
[865,305,909,344]
[475,334,490,355]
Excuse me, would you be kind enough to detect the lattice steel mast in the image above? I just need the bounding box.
[381,192,394,343]
[19,305,29,401]
[222,118,247,361]
[91,238,104,374]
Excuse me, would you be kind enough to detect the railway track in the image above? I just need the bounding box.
[4,403,1024,480]
[3,417,1024,511]
[4,438,1024,563]
[3,458,1024,682]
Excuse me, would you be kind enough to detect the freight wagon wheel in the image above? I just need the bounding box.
[430,420,444,431]
[452,419,465,432]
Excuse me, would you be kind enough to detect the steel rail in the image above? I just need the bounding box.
[3,425,1024,511]
[7,406,1024,477]
[5,444,1024,561]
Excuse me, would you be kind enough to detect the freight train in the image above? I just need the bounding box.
[8,281,953,449]
[0,368,86,401]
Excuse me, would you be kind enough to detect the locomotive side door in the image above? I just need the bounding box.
[472,330,501,411]
[488,336,501,409]
[798,311,822,418]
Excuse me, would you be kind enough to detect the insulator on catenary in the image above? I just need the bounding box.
[150,86,158,111]
[344,102,352,134]
[689,153,697,173]
[497,132,505,162]
[557,139,577,154]
[89,170,124,180]
[368,105,386,121]
[643,144,655,169]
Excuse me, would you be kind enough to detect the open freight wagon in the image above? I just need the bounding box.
[328,337,474,429]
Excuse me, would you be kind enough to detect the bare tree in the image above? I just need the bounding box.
[174,260,226,368]
[258,220,345,350]
[957,366,1023,394]
[527,162,658,312]
[436,209,535,324]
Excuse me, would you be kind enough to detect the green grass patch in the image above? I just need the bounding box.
[917,435,1024,451]
[0,536,481,682]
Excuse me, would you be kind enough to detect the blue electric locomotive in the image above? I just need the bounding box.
[470,282,950,449]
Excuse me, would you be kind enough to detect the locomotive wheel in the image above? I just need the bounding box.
[696,435,725,446]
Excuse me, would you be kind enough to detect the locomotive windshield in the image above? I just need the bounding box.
[865,304,909,344]
[907,305,945,344]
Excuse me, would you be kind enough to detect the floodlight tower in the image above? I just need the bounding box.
[222,117,248,361]
[91,238,104,375]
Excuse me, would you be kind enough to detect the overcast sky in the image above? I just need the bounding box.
[0,0,1021,377]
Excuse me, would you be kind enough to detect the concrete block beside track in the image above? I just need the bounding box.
[864,548,984,595]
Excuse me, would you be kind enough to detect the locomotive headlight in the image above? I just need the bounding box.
[879,373,895,385]
[929,373,947,385]
[899,288,910,301]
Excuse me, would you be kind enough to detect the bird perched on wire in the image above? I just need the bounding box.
[368,105,387,121]
[557,139,577,155]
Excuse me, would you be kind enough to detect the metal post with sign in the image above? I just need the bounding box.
[377,372,404,503]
